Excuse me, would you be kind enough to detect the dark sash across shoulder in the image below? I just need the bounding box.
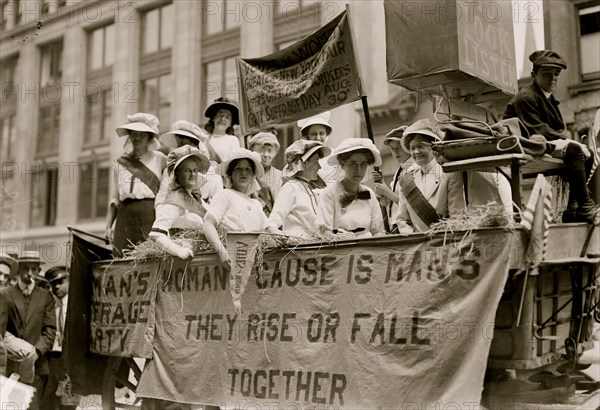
[399,171,441,227]
[117,154,161,195]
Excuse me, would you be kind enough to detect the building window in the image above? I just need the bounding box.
[29,166,58,227]
[38,41,63,155]
[40,41,63,87]
[0,114,16,162]
[578,4,600,81]
[1,0,8,30]
[85,24,114,148]
[77,163,109,221]
[140,4,173,131]
[203,0,241,35]
[203,56,238,108]
[88,23,115,71]
[1,56,17,161]
[140,74,172,132]
[85,88,113,147]
[142,3,173,54]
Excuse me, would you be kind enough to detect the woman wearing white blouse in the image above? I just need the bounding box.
[267,140,331,238]
[203,149,268,270]
[315,138,386,238]
[395,119,465,233]
[105,113,167,257]
[149,146,211,259]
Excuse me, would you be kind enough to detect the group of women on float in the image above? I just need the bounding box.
[105,97,512,266]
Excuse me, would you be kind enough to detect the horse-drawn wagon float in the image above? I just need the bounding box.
[64,1,599,408]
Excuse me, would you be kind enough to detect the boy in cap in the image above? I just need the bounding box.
[504,50,597,223]
[248,132,283,216]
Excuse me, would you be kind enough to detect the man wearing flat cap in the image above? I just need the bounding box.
[504,49,597,223]
[42,265,77,410]
[0,250,56,409]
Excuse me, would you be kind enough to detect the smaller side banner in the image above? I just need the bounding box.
[226,232,261,313]
[237,9,363,132]
[89,260,159,358]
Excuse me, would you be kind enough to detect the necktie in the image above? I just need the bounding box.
[57,299,64,347]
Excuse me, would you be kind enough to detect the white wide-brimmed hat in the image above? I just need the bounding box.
[167,145,211,176]
[0,252,18,276]
[248,132,280,152]
[401,119,444,154]
[327,138,382,167]
[297,111,332,135]
[116,113,160,138]
[161,120,209,149]
[218,148,264,178]
[116,113,161,151]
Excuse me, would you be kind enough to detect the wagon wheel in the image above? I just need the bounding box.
[101,357,143,410]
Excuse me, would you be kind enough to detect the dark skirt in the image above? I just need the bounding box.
[113,198,155,258]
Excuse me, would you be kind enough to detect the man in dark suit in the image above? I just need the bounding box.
[504,50,597,223]
[0,250,56,409]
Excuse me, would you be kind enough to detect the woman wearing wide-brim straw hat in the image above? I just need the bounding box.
[315,138,386,239]
[156,120,223,205]
[105,113,167,258]
[266,140,331,239]
[203,149,268,270]
[203,97,241,164]
[149,146,210,259]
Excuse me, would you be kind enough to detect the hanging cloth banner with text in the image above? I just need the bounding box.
[236,8,364,133]
[136,230,512,408]
[89,260,159,358]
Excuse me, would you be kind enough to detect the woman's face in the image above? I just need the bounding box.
[306,125,328,143]
[230,159,255,191]
[175,158,200,190]
[408,135,434,166]
[340,152,370,184]
[213,109,233,132]
[301,153,321,181]
[129,131,152,150]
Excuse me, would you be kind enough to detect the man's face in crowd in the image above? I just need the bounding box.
[19,262,41,285]
[0,263,11,286]
[51,275,69,299]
